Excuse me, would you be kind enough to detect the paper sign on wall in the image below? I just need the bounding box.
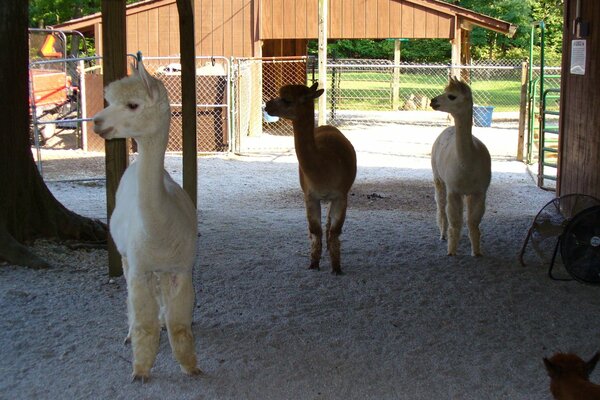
[570,40,586,75]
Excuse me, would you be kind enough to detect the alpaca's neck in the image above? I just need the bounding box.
[291,105,320,172]
[134,132,168,217]
[452,107,475,159]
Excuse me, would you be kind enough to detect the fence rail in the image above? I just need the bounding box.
[29,56,561,180]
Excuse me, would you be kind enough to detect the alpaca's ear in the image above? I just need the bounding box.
[312,89,324,99]
[137,60,160,100]
[309,82,319,92]
[586,352,600,377]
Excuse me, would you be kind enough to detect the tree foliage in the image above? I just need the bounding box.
[29,0,140,27]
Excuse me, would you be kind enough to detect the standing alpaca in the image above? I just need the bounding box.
[544,352,600,400]
[93,60,200,380]
[265,83,357,275]
[430,77,491,256]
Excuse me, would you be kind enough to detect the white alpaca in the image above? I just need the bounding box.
[430,77,491,256]
[93,60,200,380]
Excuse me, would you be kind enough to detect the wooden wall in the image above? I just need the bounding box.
[125,0,258,58]
[558,0,600,198]
[261,0,454,39]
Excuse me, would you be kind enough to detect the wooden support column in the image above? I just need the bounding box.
[517,61,528,162]
[450,18,461,78]
[176,0,197,208]
[318,0,327,126]
[101,0,128,277]
[392,39,401,110]
[460,28,472,82]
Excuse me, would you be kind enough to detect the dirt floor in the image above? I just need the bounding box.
[2,124,598,399]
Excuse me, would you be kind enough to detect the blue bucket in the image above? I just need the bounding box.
[473,105,494,127]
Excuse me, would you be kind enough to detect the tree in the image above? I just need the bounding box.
[0,1,106,269]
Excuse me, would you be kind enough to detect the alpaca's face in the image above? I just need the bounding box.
[264,83,323,121]
[93,64,169,141]
[430,78,473,116]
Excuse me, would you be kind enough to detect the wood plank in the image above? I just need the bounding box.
[377,0,389,38]
[305,0,318,37]
[137,11,149,55]
[425,10,439,38]
[341,0,353,38]
[231,0,245,56]
[329,0,342,38]
[169,4,180,55]
[158,7,170,55]
[126,14,138,54]
[296,0,307,38]
[199,0,213,55]
[353,0,366,39]
[272,0,283,38]
[213,0,224,55]
[243,0,252,56]
[262,0,273,39]
[438,13,452,39]
[283,0,296,38]
[413,4,426,38]
[222,0,233,57]
[388,0,401,38]
[365,0,378,38]
[147,8,159,55]
[401,2,413,38]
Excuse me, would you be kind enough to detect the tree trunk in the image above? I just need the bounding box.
[0,2,106,269]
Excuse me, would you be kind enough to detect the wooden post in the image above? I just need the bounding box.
[176,0,197,208]
[450,18,461,78]
[317,0,327,126]
[101,0,128,277]
[517,61,528,162]
[460,28,471,83]
[392,39,401,110]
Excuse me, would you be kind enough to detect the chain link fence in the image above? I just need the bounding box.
[29,52,561,180]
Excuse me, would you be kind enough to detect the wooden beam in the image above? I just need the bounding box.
[176,0,197,208]
[101,0,128,277]
[318,0,327,126]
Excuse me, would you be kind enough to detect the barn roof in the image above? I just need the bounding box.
[51,0,516,38]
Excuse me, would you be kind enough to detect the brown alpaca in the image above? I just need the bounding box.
[544,352,600,400]
[265,83,357,274]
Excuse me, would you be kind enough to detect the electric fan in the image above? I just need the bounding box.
[519,194,600,284]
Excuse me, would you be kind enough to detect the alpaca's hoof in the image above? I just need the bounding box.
[440,235,447,241]
[308,261,320,270]
[446,252,456,256]
[472,252,483,257]
[331,267,343,276]
[181,365,203,376]
[124,335,131,345]
[131,369,150,383]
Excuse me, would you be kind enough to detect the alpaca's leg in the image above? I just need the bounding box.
[466,193,486,257]
[158,272,201,376]
[326,197,348,275]
[433,177,448,240]
[446,192,463,256]
[128,272,160,381]
[305,197,322,270]
[122,257,134,345]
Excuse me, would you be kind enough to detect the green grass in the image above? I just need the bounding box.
[312,71,522,112]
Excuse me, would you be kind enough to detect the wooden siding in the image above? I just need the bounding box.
[124,0,257,58]
[261,0,454,39]
[558,0,600,198]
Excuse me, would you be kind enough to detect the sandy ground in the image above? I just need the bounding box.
[2,124,599,400]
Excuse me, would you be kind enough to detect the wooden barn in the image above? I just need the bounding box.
[558,0,600,200]
[53,0,515,63]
